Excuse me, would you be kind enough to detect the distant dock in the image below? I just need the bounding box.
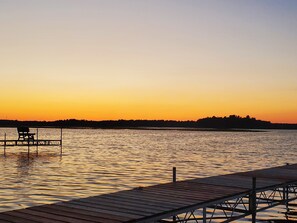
[0,128,63,156]
[0,164,296,222]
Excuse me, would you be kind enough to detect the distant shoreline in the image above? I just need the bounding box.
[0,115,296,130]
[0,125,272,132]
[100,127,267,132]
[0,126,267,132]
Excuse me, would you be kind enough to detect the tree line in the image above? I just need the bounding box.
[0,115,296,129]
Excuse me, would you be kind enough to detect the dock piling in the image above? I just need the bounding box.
[60,128,63,155]
[173,167,176,183]
[172,167,177,222]
[27,137,30,156]
[250,177,257,223]
[36,128,39,155]
[284,185,289,212]
[4,133,6,156]
[203,207,207,223]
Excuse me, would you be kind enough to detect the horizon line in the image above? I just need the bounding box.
[0,117,297,125]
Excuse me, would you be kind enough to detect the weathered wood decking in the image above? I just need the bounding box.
[0,164,297,223]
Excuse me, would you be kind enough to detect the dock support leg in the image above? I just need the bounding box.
[4,133,6,156]
[249,177,257,223]
[283,186,289,218]
[36,128,39,155]
[60,128,63,155]
[173,167,176,183]
[27,138,30,157]
[172,167,177,222]
[203,207,207,223]
[286,186,289,211]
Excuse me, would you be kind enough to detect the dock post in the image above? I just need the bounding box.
[173,167,176,183]
[172,167,177,222]
[203,207,207,223]
[283,185,289,213]
[27,138,30,157]
[249,177,257,223]
[4,133,6,156]
[36,128,39,155]
[60,128,63,155]
[284,163,290,213]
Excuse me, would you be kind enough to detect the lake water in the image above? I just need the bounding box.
[0,128,297,221]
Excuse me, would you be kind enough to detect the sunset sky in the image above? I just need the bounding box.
[0,0,296,123]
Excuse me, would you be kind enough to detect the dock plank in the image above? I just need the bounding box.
[192,175,284,190]
[141,186,219,201]
[26,206,105,223]
[22,207,118,223]
[281,164,297,170]
[81,196,166,213]
[115,191,193,206]
[239,168,297,181]
[56,202,138,220]
[46,204,129,222]
[69,200,153,216]
[0,212,39,223]
[98,193,179,209]
[7,210,66,223]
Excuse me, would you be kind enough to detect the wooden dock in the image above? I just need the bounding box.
[0,128,63,155]
[0,164,296,222]
[0,139,62,156]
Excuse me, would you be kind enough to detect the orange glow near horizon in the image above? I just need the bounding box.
[1,71,297,123]
[1,90,297,123]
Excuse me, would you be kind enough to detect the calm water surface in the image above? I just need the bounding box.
[0,128,297,221]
